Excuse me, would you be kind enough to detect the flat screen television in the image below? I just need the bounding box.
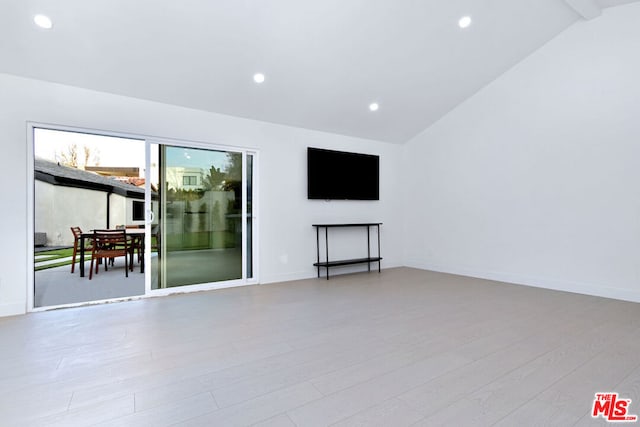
[307,147,379,200]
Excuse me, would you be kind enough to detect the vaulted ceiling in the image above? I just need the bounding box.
[1,0,638,143]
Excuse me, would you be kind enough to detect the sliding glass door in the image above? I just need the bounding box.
[30,125,257,311]
[149,143,255,290]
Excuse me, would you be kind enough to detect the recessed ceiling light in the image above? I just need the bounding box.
[458,16,472,29]
[369,103,379,112]
[34,14,53,30]
[253,73,265,84]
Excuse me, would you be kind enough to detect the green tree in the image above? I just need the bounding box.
[224,152,242,182]
[203,165,225,191]
[223,153,243,211]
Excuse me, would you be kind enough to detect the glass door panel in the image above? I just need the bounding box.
[151,144,245,289]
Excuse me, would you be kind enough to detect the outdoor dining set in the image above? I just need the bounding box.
[70,226,146,279]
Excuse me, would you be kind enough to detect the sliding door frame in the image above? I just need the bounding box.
[27,122,259,312]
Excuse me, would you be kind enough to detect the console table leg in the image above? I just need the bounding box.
[367,226,371,272]
[325,227,329,280]
[316,227,320,278]
[377,224,381,273]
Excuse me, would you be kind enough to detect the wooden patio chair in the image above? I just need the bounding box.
[70,226,92,274]
[89,229,134,280]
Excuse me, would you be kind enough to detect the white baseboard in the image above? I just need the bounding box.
[0,301,26,317]
[404,258,640,304]
[261,270,317,284]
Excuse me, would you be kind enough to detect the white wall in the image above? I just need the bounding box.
[0,74,403,316]
[109,194,128,230]
[35,182,110,246]
[403,3,640,302]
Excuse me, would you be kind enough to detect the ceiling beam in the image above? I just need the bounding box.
[564,0,603,19]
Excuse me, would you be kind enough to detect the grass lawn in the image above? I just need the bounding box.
[35,247,158,271]
[34,248,74,271]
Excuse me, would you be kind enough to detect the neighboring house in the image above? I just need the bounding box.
[34,158,157,247]
[165,167,206,191]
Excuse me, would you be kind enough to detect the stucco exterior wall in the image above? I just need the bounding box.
[35,181,137,246]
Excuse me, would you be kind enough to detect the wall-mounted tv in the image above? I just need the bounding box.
[307,147,379,200]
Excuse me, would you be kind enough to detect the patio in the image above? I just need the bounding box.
[34,248,242,308]
[34,257,151,308]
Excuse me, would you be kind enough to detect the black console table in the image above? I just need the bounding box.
[312,223,382,279]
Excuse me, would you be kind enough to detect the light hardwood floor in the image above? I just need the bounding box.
[1,267,639,426]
